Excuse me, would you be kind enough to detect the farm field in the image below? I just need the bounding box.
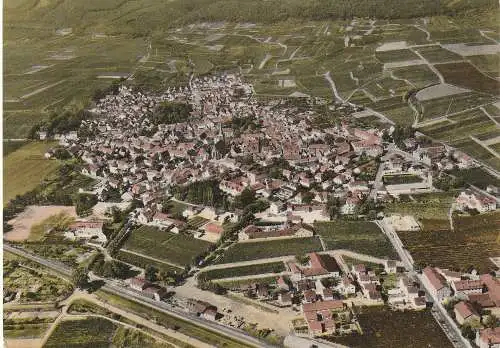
[398,211,500,272]
[384,191,457,220]
[199,262,286,280]
[216,237,323,264]
[315,221,398,259]
[43,317,117,348]
[3,141,60,203]
[122,225,212,267]
[327,306,453,348]
[435,61,500,95]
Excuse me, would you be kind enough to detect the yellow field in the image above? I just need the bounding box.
[3,141,59,203]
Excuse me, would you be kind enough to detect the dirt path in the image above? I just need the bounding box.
[202,256,294,271]
[4,338,43,348]
[119,248,184,269]
[409,48,445,83]
[20,80,66,100]
[480,106,500,127]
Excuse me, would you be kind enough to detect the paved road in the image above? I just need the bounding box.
[4,244,272,348]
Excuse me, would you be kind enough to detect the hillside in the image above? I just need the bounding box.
[5,0,498,34]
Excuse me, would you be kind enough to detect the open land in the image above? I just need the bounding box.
[3,142,60,203]
[5,206,77,242]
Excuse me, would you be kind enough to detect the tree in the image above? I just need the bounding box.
[295,254,310,266]
[145,265,158,282]
[73,193,98,217]
[72,267,89,288]
[233,187,256,209]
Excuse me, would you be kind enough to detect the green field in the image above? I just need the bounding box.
[3,141,60,203]
[448,167,500,189]
[398,211,500,272]
[384,191,457,220]
[216,237,323,264]
[327,306,453,348]
[4,323,51,339]
[199,262,285,280]
[44,317,117,348]
[315,221,398,259]
[122,225,212,267]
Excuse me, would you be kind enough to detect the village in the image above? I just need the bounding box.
[14,73,500,347]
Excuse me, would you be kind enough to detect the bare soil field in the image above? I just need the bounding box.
[5,205,77,242]
[5,338,43,348]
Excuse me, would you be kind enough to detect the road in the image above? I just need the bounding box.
[4,244,273,348]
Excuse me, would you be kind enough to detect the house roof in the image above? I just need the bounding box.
[453,279,483,291]
[454,301,477,319]
[479,327,500,345]
[205,223,224,235]
[423,267,447,291]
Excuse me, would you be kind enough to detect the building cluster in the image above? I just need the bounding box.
[53,74,467,228]
[422,266,500,342]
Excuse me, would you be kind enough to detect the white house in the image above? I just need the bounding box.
[65,221,106,243]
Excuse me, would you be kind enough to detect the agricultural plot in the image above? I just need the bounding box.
[414,45,463,63]
[199,262,286,280]
[44,317,117,348]
[367,96,415,125]
[3,141,60,203]
[391,64,440,89]
[419,108,497,142]
[328,306,452,348]
[398,211,500,272]
[315,221,398,259]
[436,62,500,96]
[418,92,495,121]
[122,225,212,267]
[468,54,500,78]
[216,237,323,264]
[384,191,457,220]
[448,167,500,189]
[450,138,500,171]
